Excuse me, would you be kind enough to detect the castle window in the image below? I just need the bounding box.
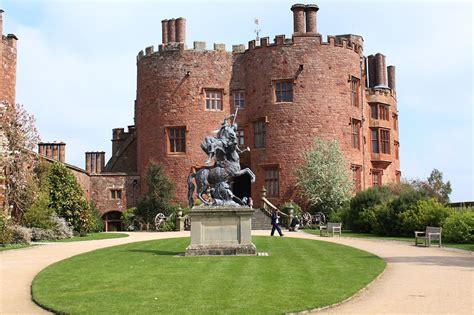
[371,129,379,153]
[254,120,266,149]
[166,126,186,153]
[265,168,279,197]
[350,76,360,107]
[111,189,122,200]
[237,129,245,146]
[393,113,398,130]
[396,171,401,183]
[370,103,390,121]
[205,90,222,111]
[351,164,362,192]
[351,119,361,149]
[275,80,293,103]
[233,90,245,109]
[380,129,390,154]
[371,128,390,154]
[394,140,399,159]
[371,169,383,187]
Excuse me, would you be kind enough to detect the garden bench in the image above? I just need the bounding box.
[415,226,442,247]
[320,222,342,237]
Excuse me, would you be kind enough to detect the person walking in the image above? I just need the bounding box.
[271,209,284,237]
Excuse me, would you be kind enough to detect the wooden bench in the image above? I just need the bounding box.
[415,226,442,247]
[320,222,342,237]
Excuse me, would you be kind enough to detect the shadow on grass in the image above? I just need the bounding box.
[127,249,182,256]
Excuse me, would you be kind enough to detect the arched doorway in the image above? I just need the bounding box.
[102,211,123,232]
[232,172,251,201]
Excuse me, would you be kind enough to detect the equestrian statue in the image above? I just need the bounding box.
[187,110,256,207]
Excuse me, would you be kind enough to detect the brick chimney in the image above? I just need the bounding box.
[375,53,387,87]
[38,142,66,163]
[175,17,186,43]
[167,18,176,42]
[387,65,396,92]
[305,4,319,34]
[291,4,306,34]
[85,152,105,174]
[161,19,168,44]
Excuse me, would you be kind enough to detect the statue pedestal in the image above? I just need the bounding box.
[185,206,257,256]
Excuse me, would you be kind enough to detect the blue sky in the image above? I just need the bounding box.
[1,0,472,202]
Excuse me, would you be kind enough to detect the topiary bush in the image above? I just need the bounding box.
[443,210,474,244]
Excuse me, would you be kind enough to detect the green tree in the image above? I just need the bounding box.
[296,138,352,215]
[136,162,175,229]
[48,162,91,234]
[412,169,452,204]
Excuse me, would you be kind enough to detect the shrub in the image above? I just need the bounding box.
[87,202,104,233]
[0,214,13,245]
[348,186,393,231]
[281,200,302,217]
[23,190,54,229]
[50,213,74,239]
[10,225,32,244]
[30,227,56,241]
[328,204,350,225]
[122,207,138,231]
[443,211,474,244]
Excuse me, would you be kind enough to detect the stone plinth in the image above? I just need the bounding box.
[185,206,257,256]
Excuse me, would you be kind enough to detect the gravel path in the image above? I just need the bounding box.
[1,231,472,314]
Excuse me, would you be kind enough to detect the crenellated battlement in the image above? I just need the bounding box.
[137,41,232,61]
[366,86,396,99]
[242,33,363,55]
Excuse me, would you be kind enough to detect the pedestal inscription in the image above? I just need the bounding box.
[185,206,257,256]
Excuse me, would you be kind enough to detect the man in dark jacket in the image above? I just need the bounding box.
[271,210,284,236]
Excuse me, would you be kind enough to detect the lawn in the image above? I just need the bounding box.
[51,232,128,242]
[32,236,385,314]
[304,230,474,251]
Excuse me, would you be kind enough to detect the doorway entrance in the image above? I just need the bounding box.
[102,211,123,232]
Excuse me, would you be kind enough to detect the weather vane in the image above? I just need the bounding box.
[254,18,261,43]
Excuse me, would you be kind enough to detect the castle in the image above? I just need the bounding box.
[1,4,400,230]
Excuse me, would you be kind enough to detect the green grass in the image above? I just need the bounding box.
[32,236,385,314]
[52,232,128,242]
[0,244,32,252]
[304,230,474,251]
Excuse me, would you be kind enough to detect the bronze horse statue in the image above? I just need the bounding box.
[187,118,255,207]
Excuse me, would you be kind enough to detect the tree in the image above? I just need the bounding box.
[296,138,353,215]
[136,162,175,230]
[412,169,452,204]
[48,162,91,234]
[0,102,40,222]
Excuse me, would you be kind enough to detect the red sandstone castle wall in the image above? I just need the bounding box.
[237,35,365,205]
[136,46,233,201]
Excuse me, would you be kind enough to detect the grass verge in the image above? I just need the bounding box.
[0,244,32,252]
[53,232,128,242]
[32,236,385,314]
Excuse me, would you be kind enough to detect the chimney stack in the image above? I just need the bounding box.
[291,4,306,34]
[305,4,319,34]
[85,152,105,174]
[387,65,396,92]
[367,55,376,88]
[161,19,168,44]
[175,17,186,43]
[375,53,387,87]
[167,18,176,43]
[38,142,66,163]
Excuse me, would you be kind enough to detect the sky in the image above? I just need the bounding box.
[0,0,472,202]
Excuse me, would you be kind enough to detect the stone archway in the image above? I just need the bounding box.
[102,211,123,232]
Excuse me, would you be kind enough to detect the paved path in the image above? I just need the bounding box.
[1,231,472,314]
